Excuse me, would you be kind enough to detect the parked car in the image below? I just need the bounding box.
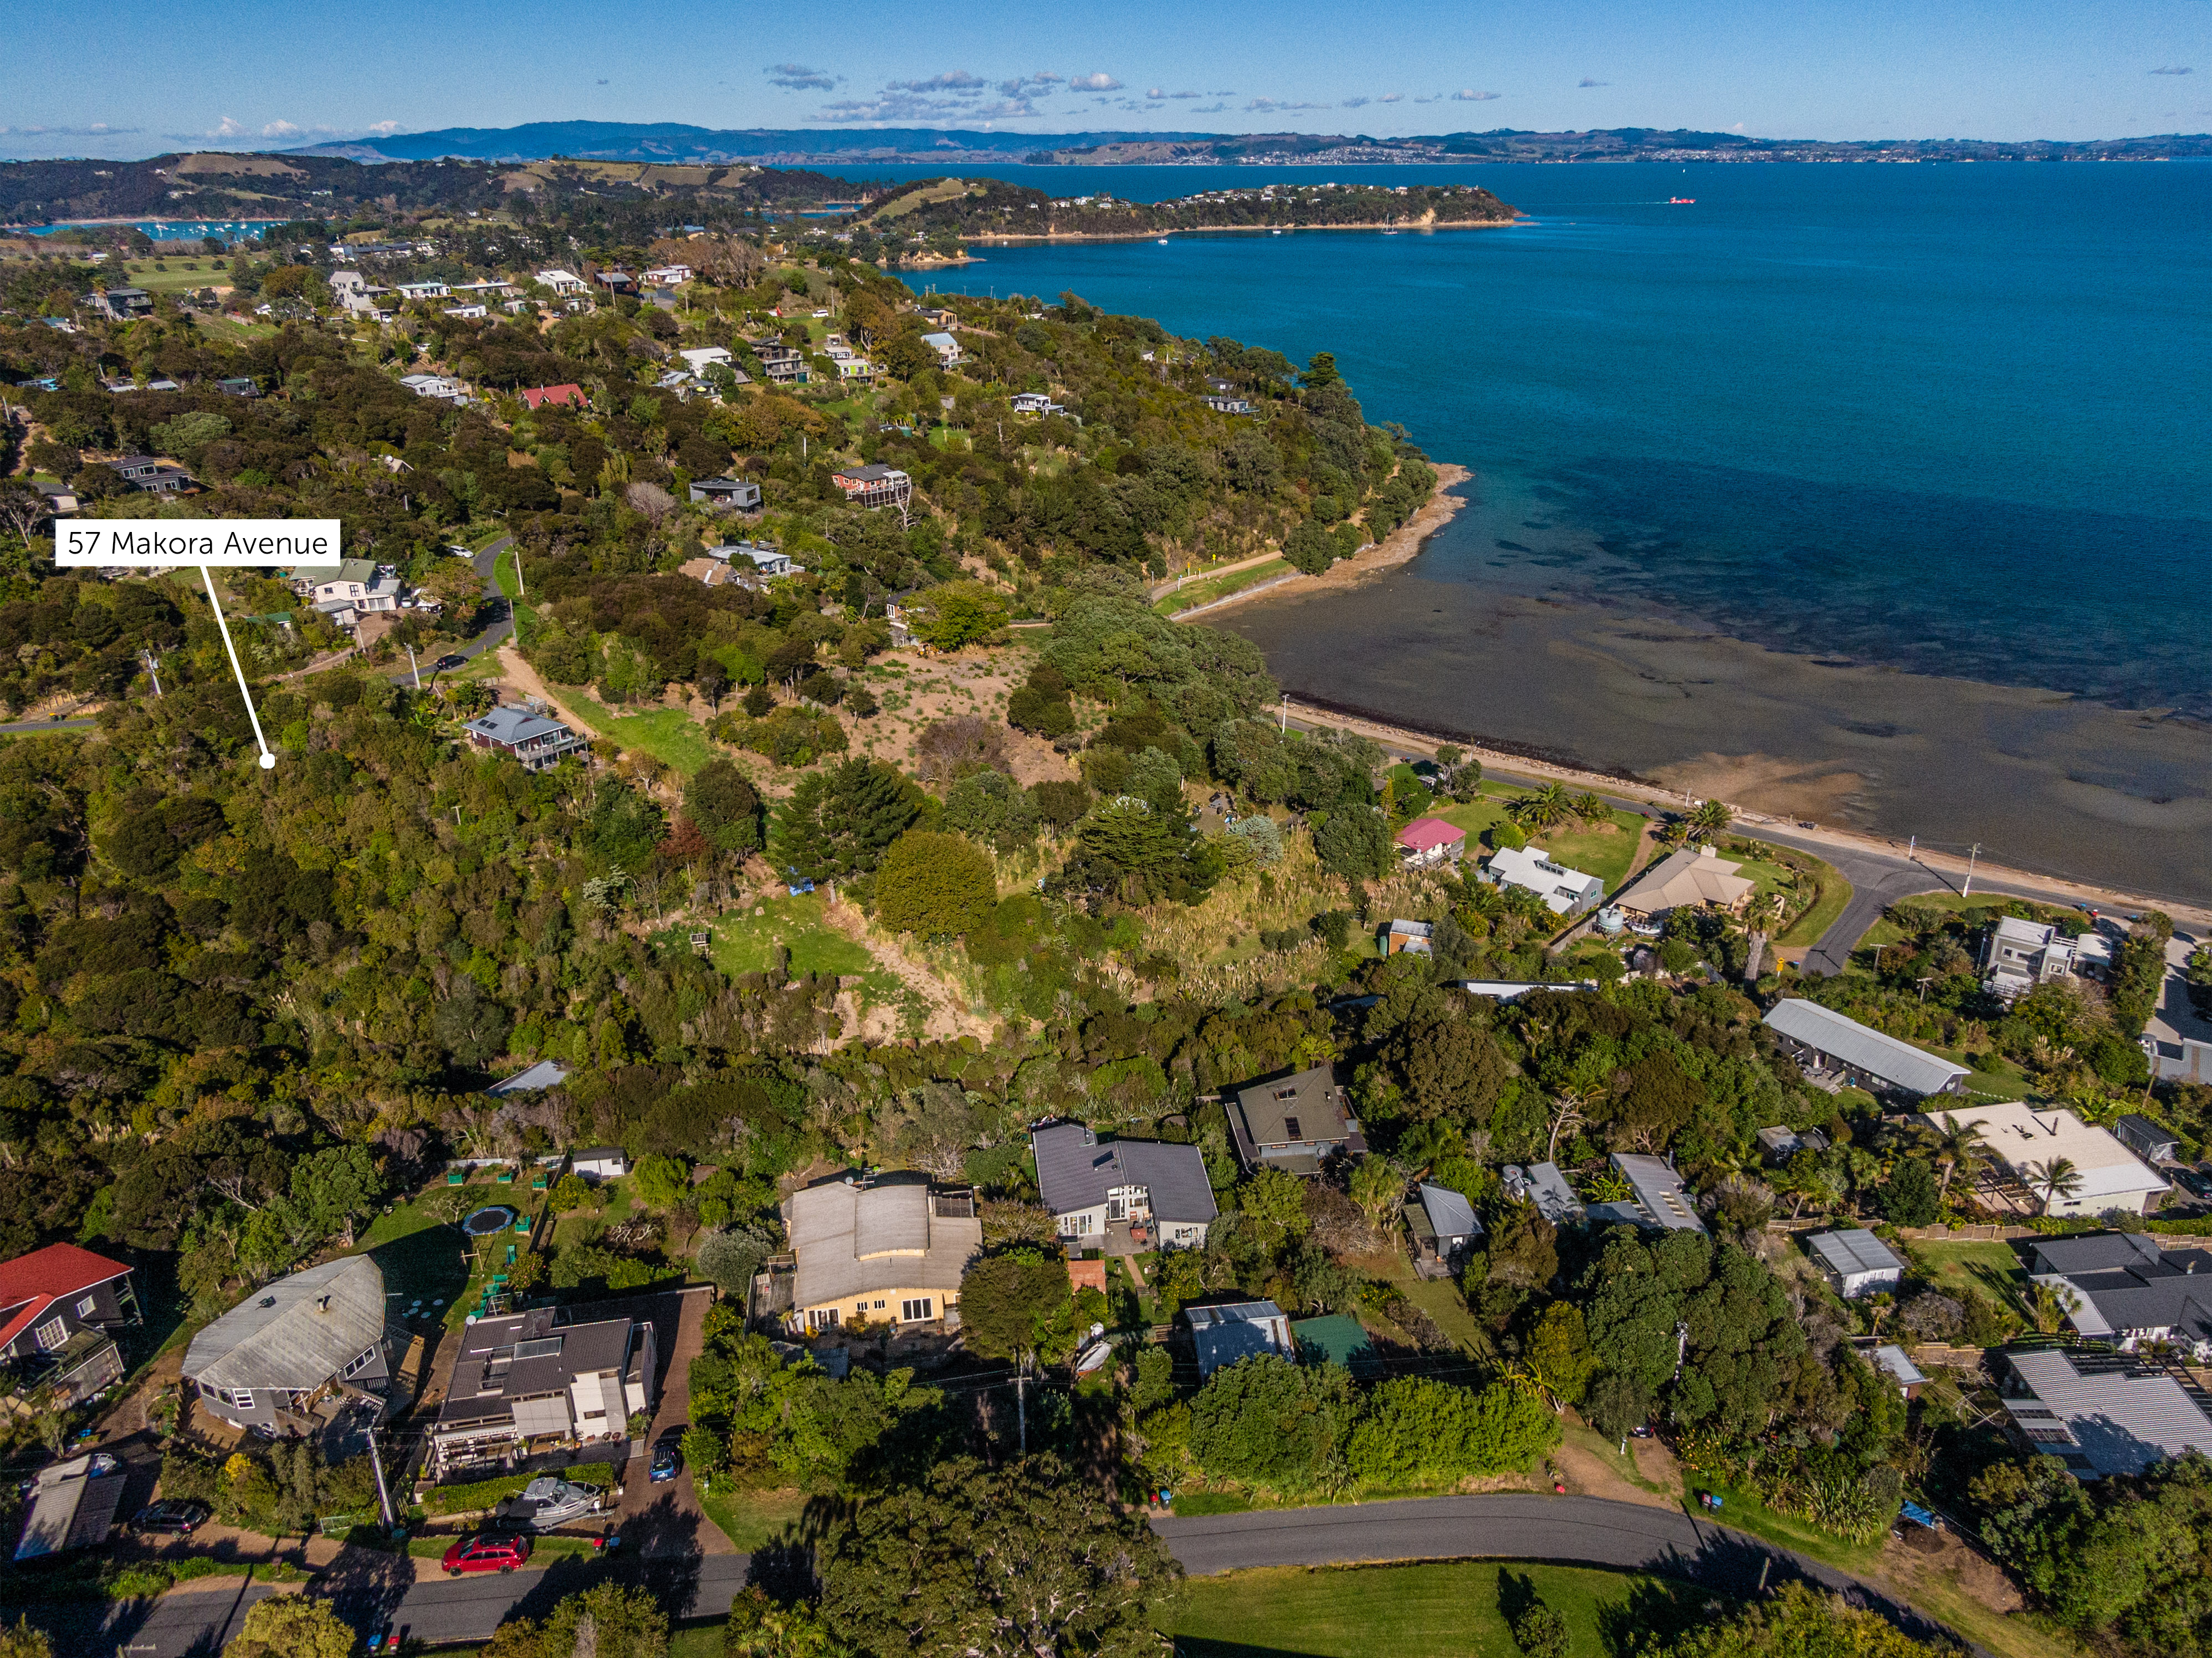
[494,1476,602,1530]
[442,1532,532,1575]
[649,1437,682,1483]
[433,653,467,671]
[2174,1168,2212,1201]
[132,1498,211,1535]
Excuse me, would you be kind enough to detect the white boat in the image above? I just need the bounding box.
[1157,238,1169,244]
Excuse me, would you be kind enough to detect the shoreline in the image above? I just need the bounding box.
[1166,465,1473,621]
[963,218,1521,248]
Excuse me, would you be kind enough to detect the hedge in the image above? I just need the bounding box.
[421,1460,615,1515]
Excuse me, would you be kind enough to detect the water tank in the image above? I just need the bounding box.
[1595,906,1626,936]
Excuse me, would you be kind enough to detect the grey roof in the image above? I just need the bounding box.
[1807,1229,1904,1280]
[1873,1344,1927,1389]
[1184,1298,1289,1375]
[1610,1155,1708,1234]
[1763,1000,1972,1096]
[786,1176,981,1310]
[2004,1348,2212,1477]
[2149,1038,2212,1085]
[487,1058,570,1097]
[465,707,574,746]
[2117,1113,2179,1152]
[436,1307,638,1430]
[1031,1123,1218,1226]
[1230,1067,1361,1157]
[185,1256,386,1393]
[2029,1232,2212,1344]
[15,1457,126,1560]
[1510,1162,1585,1225]
[836,462,903,483]
[1417,1183,1481,1242]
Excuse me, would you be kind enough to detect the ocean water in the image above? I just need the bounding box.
[947,164,2212,897]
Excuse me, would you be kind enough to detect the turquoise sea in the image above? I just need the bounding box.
[944,162,2212,897]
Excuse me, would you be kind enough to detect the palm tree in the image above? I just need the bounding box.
[1919,1114,1993,1201]
[2024,1280,2081,1335]
[2022,1156,2085,1213]
[1513,782,1575,831]
[1687,799,1732,839]
[1570,790,1610,826]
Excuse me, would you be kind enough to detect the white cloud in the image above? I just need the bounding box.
[886,70,989,92]
[1068,73,1122,91]
[0,123,140,136]
[1379,93,1403,104]
[367,120,400,135]
[1453,89,1501,101]
[766,64,838,91]
[1341,96,1370,108]
[999,72,1062,96]
[262,120,304,138]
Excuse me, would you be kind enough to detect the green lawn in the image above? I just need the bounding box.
[687,892,902,1003]
[1157,558,1293,616]
[558,692,716,776]
[1903,1238,2026,1304]
[1771,850,1853,947]
[110,258,231,294]
[694,1486,808,1552]
[1164,1560,1714,1658]
[1431,795,1648,891]
[352,1190,470,1337]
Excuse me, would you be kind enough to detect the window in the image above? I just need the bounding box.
[76,1296,98,1318]
[901,1299,934,1323]
[231,1389,255,1413]
[873,1300,885,1310]
[1282,1116,1302,1141]
[342,1345,379,1379]
[33,1317,65,1351]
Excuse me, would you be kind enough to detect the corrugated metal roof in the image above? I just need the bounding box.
[1808,1229,1904,1280]
[786,1176,981,1311]
[1611,1155,1708,1234]
[1764,1000,1972,1097]
[1418,1183,1481,1241]
[2005,1349,2212,1477]
[1031,1124,1220,1226]
[184,1256,386,1392]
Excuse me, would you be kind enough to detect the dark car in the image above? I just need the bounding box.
[442,1532,532,1574]
[2174,1169,2212,1201]
[132,1498,211,1535]
[649,1437,682,1483]
[433,654,468,671]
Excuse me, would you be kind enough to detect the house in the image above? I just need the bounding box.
[831,463,913,510]
[426,1306,656,1476]
[680,557,741,589]
[521,383,587,413]
[920,331,961,366]
[216,376,259,397]
[1982,915,2112,1002]
[485,1059,571,1099]
[452,279,519,299]
[1613,845,1756,922]
[444,304,489,320]
[108,454,196,494]
[1483,845,1606,918]
[1755,1124,1829,1166]
[690,477,764,510]
[1805,1228,1904,1299]
[1591,1154,1707,1234]
[310,560,400,621]
[398,372,469,404]
[1183,1297,1292,1377]
[395,280,450,302]
[1380,918,1432,956]
[14,1451,127,1562]
[461,705,589,772]
[1031,1122,1218,1251]
[93,286,153,320]
[642,265,692,286]
[712,543,798,578]
[1445,979,1598,1001]
[834,356,877,383]
[593,269,636,293]
[183,1256,393,1440]
[1395,818,1467,868]
[2026,1231,2212,1357]
[1763,1000,1972,1099]
[2116,1114,2182,1165]
[1999,1347,2212,1478]
[2149,1038,2212,1086]
[1227,1066,1366,1174]
[0,1244,139,1409]
[1407,1183,1483,1274]
[678,346,734,374]
[757,347,808,385]
[1202,395,1256,415]
[1504,1161,1586,1225]
[1913,1101,2168,1217]
[1872,1344,1927,1400]
[1010,391,1066,416]
[535,269,587,296]
[915,305,957,329]
[570,1147,629,1182]
[783,1174,982,1335]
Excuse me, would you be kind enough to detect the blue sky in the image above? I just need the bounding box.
[4,0,2205,160]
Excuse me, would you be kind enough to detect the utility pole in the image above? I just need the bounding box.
[364,1421,397,1531]
[1279,692,1289,734]
[1015,1367,1028,1456]
[141,651,163,697]
[1907,834,1916,861]
[407,643,420,690]
[1963,842,1980,896]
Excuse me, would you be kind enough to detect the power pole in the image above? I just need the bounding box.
[1279,692,1289,734]
[1015,1367,1027,1456]
[365,1421,397,1531]
[407,643,420,690]
[1963,842,1980,896]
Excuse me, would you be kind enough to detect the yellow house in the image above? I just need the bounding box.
[784,1176,982,1335]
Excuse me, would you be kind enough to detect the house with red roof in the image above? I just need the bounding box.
[1395,817,1467,869]
[0,1243,139,1407]
[520,383,588,412]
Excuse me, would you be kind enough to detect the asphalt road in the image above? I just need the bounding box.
[384,535,515,689]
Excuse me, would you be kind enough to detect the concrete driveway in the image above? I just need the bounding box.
[610,1285,735,1555]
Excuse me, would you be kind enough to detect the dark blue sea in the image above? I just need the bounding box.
[937,162,2212,897]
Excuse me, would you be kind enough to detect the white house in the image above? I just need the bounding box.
[570,1147,629,1183]
[1982,915,2113,1002]
[1483,845,1606,918]
[1805,1228,1904,1299]
[920,330,961,365]
[395,280,450,302]
[642,265,693,286]
[679,346,734,374]
[534,269,587,296]
[1917,1101,2169,1216]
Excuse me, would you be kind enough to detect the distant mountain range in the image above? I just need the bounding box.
[292,120,2212,166]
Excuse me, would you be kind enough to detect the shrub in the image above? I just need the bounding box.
[876,830,998,938]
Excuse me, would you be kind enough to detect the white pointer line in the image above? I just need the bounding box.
[198,563,276,770]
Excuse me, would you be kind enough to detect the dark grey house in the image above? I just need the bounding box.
[1227,1067,1366,1174]
[688,477,762,510]
[427,1304,656,1476]
[1031,1122,1218,1250]
[2029,1231,2212,1360]
[183,1256,392,1440]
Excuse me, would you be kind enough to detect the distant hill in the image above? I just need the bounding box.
[286,120,2212,167]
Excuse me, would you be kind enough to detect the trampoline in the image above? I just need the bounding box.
[461,1205,516,1238]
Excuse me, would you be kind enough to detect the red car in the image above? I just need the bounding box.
[442,1533,532,1575]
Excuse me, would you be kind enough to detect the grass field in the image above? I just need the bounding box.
[685,892,902,1004]
[1163,1560,1714,1658]
[559,693,716,776]
[352,1190,471,1336]
[1432,792,1649,891]
[1772,850,1854,947]
[110,257,232,294]
[1158,558,1294,616]
[1903,1238,2027,1304]
[694,1487,808,1552]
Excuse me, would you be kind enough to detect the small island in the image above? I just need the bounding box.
[867,177,1519,245]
